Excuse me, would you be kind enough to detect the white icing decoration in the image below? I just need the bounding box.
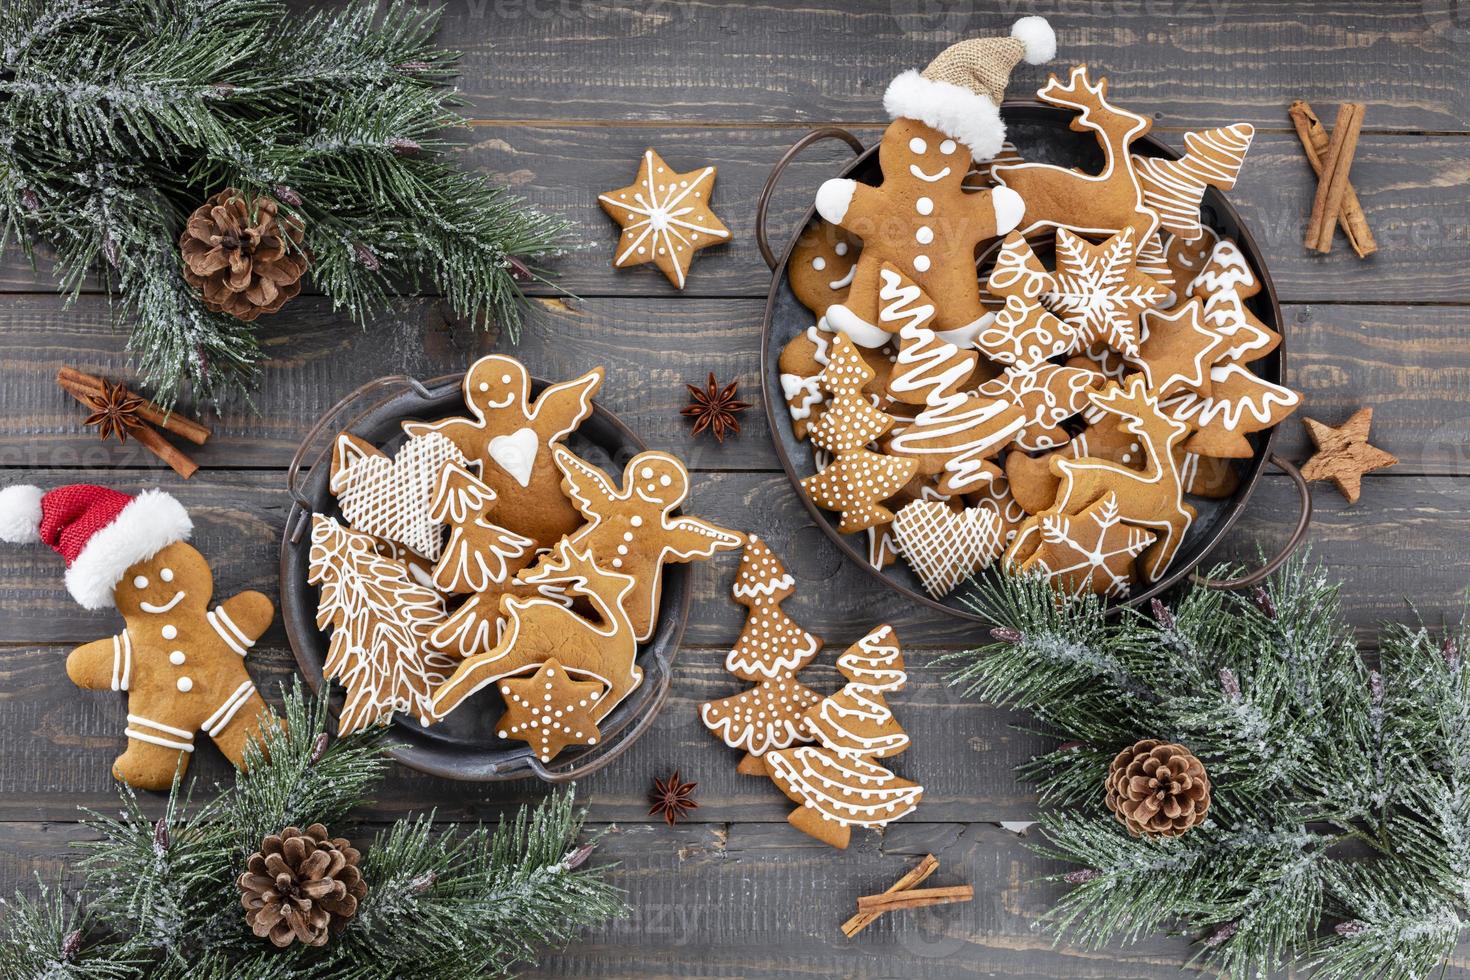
[488,426,539,488]
[176,677,193,692]
[203,680,257,737]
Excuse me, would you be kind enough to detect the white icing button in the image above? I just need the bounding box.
[630,515,643,527]
[659,474,672,487]
[169,651,185,666]
[915,226,934,245]
[913,254,932,273]
[161,625,178,640]
[640,466,654,479]
[133,575,148,589]
[478,381,489,392]
[940,139,957,155]
[176,677,193,692]
[916,197,934,216]
[611,558,623,568]
[835,242,848,256]
[501,374,512,384]
[160,568,174,582]
[908,136,927,154]
[812,256,826,270]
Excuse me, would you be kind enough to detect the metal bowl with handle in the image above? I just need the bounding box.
[279,373,690,781]
[756,107,1311,621]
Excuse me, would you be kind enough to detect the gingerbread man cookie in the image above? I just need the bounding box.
[814,117,1024,348]
[789,220,861,317]
[553,446,744,643]
[0,485,276,791]
[403,355,603,549]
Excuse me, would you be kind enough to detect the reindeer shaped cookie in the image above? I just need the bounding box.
[1049,376,1197,582]
[425,540,642,726]
[992,65,1158,242]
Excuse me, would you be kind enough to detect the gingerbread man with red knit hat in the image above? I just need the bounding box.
[0,483,277,790]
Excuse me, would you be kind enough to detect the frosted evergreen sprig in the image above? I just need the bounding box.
[0,682,623,978]
[0,0,572,406]
[945,556,1470,979]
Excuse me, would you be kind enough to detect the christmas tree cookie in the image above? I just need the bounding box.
[700,536,825,775]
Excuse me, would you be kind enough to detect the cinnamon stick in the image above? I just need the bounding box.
[56,379,198,479]
[1289,100,1376,258]
[841,854,939,937]
[856,885,974,913]
[1304,102,1365,254]
[57,367,211,446]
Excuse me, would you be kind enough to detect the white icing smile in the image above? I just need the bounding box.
[140,591,185,614]
[481,392,515,410]
[908,164,951,183]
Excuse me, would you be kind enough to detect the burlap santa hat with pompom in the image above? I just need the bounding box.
[884,16,1055,163]
[0,484,192,609]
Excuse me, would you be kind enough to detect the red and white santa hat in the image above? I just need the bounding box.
[0,484,192,610]
[883,17,1055,163]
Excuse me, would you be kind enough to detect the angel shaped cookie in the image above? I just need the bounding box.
[552,446,744,642]
[403,355,604,548]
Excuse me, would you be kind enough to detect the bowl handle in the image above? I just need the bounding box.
[756,127,866,271]
[1192,453,1313,590]
[285,374,436,544]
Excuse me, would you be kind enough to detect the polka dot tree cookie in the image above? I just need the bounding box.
[700,536,825,775]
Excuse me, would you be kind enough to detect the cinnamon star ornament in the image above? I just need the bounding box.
[598,148,730,288]
[1300,407,1397,504]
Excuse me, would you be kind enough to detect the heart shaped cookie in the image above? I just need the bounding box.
[891,498,1004,598]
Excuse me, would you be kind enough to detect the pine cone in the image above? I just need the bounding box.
[238,824,367,948]
[1104,739,1210,838]
[180,188,307,321]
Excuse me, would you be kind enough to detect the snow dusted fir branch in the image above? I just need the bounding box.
[0,683,624,979]
[944,556,1470,979]
[0,0,573,406]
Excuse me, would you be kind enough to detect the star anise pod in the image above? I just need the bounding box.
[682,372,750,443]
[648,770,698,826]
[83,381,146,443]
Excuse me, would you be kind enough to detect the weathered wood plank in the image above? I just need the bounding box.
[0,469,1463,652]
[4,819,1469,979]
[3,128,1467,305]
[0,295,1460,473]
[0,641,1037,824]
[433,1,1470,134]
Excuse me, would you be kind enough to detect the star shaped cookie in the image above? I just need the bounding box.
[598,148,730,288]
[495,659,604,763]
[1045,226,1171,358]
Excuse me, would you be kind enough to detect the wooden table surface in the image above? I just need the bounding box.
[4,2,1469,976]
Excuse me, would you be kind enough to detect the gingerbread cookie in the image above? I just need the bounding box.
[764,625,922,849]
[428,461,537,595]
[1186,240,1280,366]
[1164,363,1301,459]
[1050,377,1197,582]
[1045,226,1171,358]
[403,355,603,549]
[700,536,825,774]
[1007,491,1157,598]
[1162,226,1220,290]
[879,265,980,407]
[494,659,603,764]
[1133,124,1254,244]
[427,540,642,726]
[778,323,836,439]
[968,473,1029,545]
[992,65,1157,242]
[598,148,730,289]
[891,498,1004,598]
[789,220,860,317]
[553,445,743,643]
[330,432,466,561]
[807,333,898,454]
[1131,298,1226,398]
[978,360,1098,453]
[0,485,277,790]
[309,516,453,734]
[814,116,1024,348]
